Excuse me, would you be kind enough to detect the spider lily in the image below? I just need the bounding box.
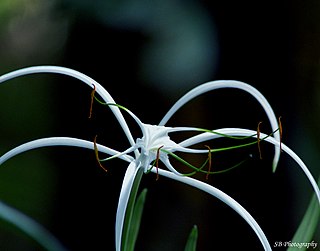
[0,66,319,251]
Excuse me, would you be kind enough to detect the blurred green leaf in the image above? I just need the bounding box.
[0,199,67,251]
[184,225,198,251]
[288,176,320,251]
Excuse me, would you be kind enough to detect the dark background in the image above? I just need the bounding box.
[0,0,319,250]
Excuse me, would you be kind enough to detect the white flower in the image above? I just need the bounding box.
[0,66,319,251]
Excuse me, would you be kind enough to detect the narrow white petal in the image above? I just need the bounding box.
[160,157,183,175]
[181,128,320,206]
[170,147,207,154]
[0,66,136,148]
[159,80,280,170]
[105,145,137,161]
[0,137,134,166]
[155,168,272,251]
[178,127,249,147]
[115,162,138,251]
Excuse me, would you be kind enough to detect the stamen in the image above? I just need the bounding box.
[204,145,212,180]
[89,84,96,119]
[94,135,108,172]
[155,145,164,181]
[278,116,283,151]
[257,121,263,159]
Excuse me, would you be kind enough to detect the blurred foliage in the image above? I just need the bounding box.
[184,225,198,251]
[59,0,218,98]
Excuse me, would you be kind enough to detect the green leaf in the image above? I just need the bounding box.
[121,168,144,251]
[184,225,198,251]
[288,176,320,251]
[125,188,148,251]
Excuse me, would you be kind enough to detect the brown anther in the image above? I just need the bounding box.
[94,135,108,173]
[89,84,96,119]
[204,145,212,180]
[278,116,283,151]
[257,121,263,159]
[155,145,164,181]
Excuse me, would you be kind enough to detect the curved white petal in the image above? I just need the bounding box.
[115,161,139,251]
[166,125,254,153]
[0,137,134,166]
[105,145,137,161]
[180,128,320,206]
[179,127,251,147]
[0,66,136,148]
[155,168,272,251]
[159,80,280,171]
[160,157,183,176]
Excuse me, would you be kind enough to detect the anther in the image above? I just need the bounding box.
[89,84,96,119]
[94,135,108,172]
[278,116,283,151]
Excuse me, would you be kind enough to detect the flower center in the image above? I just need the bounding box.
[135,124,178,172]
